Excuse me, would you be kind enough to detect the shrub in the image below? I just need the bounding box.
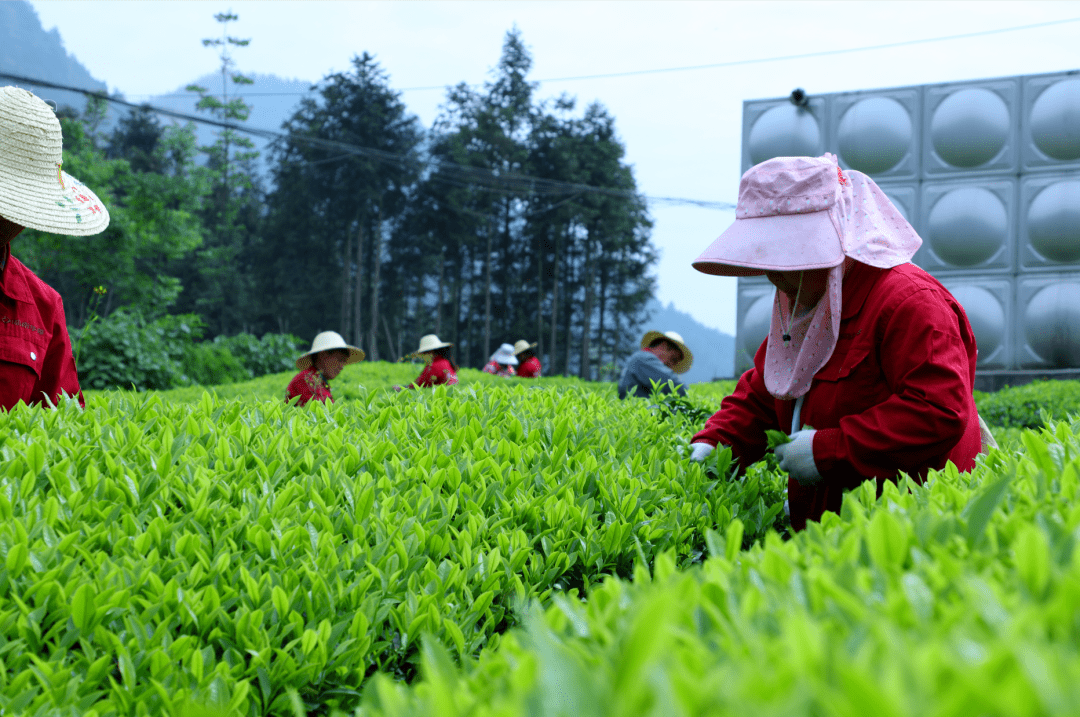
[212,332,303,378]
[74,308,203,390]
[180,342,253,386]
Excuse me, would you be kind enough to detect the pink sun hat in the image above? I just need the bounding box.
[693,155,845,276]
[693,154,921,276]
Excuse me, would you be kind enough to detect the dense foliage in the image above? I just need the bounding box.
[359,418,1080,716]
[1,377,781,715]
[2,373,1078,715]
[974,380,1080,429]
[74,308,301,391]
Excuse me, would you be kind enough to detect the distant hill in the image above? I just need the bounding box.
[636,299,735,383]
[0,0,109,113]
[0,0,313,177]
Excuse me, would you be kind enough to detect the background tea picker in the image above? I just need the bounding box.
[285,331,364,406]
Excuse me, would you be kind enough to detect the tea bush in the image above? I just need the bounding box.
[7,367,1079,715]
[358,416,1080,716]
[975,379,1080,429]
[0,382,784,715]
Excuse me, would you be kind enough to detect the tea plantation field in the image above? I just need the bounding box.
[1,366,1078,716]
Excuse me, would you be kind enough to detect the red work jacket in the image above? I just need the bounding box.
[411,356,458,388]
[517,356,541,378]
[285,367,333,406]
[693,261,981,531]
[0,246,83,410]
[482,361,516,377]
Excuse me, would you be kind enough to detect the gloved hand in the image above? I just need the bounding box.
[774,429,821,486]
[690,442,715,462]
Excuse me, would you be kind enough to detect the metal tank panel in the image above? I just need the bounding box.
[734,71,1078,375]
[833,89,921,179]
[735,279,774,375]
[923,79,1019,177]
[1020,173,1080,267]
[1017,276,1080,368]
[939,279,1012,369]
[1022,74,1080,171]
[917,179,1015,272]
[741,96,828,173]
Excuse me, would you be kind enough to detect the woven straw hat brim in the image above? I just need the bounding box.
[296,346,365,371]
[296,331,365,369]
[0,87,110,236]
[640,330,694,374]
[414,335,453,354]
[513,340,538,355]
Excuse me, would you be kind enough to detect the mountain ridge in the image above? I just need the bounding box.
[0,0,108,112]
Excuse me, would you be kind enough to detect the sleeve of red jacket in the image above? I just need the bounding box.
[411,363,435,388]
[33,301,83,408]
[813,289,975,484]
[692,340,781,470]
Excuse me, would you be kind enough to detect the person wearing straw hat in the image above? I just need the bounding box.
[617,330,693,400]
[687,154,982,532]
[482,343,518,377]
[394,334,459,390]
[513,339,541,378]
[285,331,364,406]
[1,86,110,411]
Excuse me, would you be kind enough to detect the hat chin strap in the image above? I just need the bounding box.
[778,272,804,346]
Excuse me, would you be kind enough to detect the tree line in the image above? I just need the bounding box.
[17,28,656,380]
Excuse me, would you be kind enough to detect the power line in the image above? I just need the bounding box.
[120,14,1080,98]
[499,15,1080,88]
[0,71,735,211]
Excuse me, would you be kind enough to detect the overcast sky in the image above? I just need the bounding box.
[28,0,1080,334]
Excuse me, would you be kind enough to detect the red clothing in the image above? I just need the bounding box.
[517,356,541,378]
[693,262,981,531]
[0,247,83,410]
[411,356,459,388]
[482,360,516,377]
[285,367,333,406]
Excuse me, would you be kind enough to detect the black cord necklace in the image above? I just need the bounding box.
[778,272,804,346]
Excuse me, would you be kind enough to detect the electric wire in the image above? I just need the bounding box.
[120,14,1080,98]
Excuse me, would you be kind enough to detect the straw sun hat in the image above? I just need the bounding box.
[512,340,537,355]
[641,330,693,374]
[295,331,364,370]
[0,86,110,236]
[412,334,453,356]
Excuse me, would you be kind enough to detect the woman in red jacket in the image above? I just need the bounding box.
[688,154,982,531]
[286,331,364,406]
[395,334,459,390]
[1,86,111,410]
[513,340,541,378]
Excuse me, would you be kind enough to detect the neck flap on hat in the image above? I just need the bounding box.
[764,263,843,400]
[762,155,922,401]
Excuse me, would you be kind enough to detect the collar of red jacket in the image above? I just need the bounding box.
[840,260,886,320]
[0,245,33,304]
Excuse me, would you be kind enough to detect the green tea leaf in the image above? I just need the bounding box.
[766,430,791,449]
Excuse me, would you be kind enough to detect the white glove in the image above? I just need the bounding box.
[690,442,715,462]
[774,429,821,486]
